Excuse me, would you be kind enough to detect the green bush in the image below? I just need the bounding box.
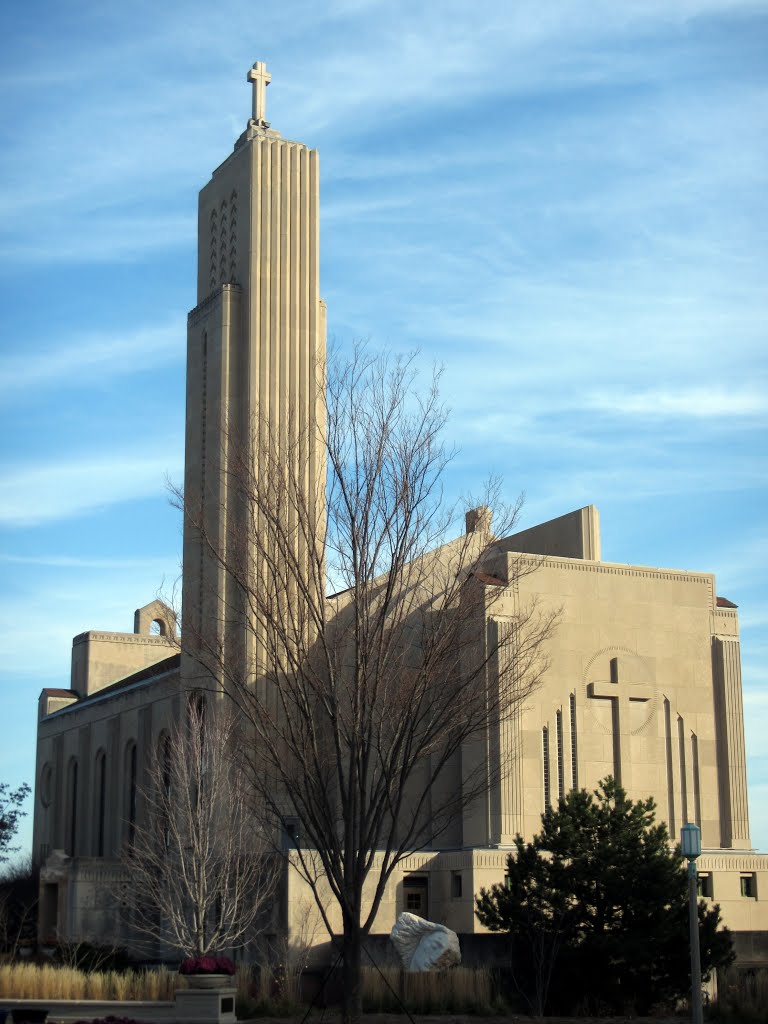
[476,778,734,1016]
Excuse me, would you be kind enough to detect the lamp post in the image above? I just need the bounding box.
[681,823,703,1024]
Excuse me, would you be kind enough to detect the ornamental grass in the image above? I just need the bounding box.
[0,963,178,1001]
[360,965,498,1014]
[1,961,505,1015]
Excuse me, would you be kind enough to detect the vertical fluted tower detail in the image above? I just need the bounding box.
[181,65,326,692]
[494,617,524,842]
[712,636,751,848]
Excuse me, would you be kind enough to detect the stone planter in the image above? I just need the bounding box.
[175,981,237,1023]
[185,973,235,989]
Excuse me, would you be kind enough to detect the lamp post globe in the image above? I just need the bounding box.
[681,822,702,861]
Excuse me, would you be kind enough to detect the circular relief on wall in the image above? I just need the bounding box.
[40,763,54,807]
[582,645,658,737]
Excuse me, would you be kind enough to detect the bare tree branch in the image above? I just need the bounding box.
[122,700,278,959]
[175,344,557,1021]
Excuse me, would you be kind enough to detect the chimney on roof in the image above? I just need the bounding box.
[466,506,492,536]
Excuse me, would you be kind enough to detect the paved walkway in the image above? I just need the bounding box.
[0,1003,686,1023]
[0,1000,174,1023]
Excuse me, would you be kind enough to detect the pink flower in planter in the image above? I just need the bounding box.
[179,955,236,976]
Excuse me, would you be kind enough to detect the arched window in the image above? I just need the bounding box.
[95,750,107,856]
[66,758,79,856]
[125,742,138,845]
[149,619,166,636]
[40,763,54,808]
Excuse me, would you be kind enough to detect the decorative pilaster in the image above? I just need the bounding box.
[712,637,750,848]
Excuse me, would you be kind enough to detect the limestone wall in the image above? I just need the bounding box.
[478,554,733,849]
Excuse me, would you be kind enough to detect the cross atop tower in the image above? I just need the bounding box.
[247,60,271,127]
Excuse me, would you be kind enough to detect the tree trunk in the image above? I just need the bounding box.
[341,925,363,1024]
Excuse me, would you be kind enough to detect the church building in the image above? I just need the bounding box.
[32,63,767,968]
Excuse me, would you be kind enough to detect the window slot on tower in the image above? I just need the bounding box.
[570,693,578,790]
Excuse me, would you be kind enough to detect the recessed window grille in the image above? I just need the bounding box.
[697,873,713,898]
[741,873,757,898]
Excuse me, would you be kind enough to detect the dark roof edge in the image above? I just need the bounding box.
[43,654,181,720]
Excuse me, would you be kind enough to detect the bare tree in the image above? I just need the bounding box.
[179,346,557,1021]
[122,700,278,959]
[0,856,38,958]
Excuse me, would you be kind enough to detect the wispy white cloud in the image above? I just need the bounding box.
[2,0,765,267]
[694,533,768,595]
[505,459,767,537]
[0,216,196,265]
[0,572,180,673]
[749,684,768,708]
[279,0,768,141]
[0,322,184,396]
[0,449,183,527]
[0,552,179,571]
[584,387,768,419]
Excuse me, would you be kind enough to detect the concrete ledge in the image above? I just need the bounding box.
[0,1000,175,1023]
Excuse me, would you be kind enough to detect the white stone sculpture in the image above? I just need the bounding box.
[390,912,461,971]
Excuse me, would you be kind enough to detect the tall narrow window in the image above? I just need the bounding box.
[570,693,578,790]
[556,709,565,801]
[691,733,702,828]
[162,734,172,798]
[188,695,207,810]
[188,693,207,743]
[96,751,106,857]
[542,726,551,809]
[67,760,78,856]
[199,334,208,615]
[161,733,172,850]
[678,716,689,824]
[664,698,676,835]
[126,743,137,845]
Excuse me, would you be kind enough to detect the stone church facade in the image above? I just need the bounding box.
[32,63,767,965]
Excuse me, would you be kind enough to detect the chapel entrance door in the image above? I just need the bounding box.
[39,883,59,942]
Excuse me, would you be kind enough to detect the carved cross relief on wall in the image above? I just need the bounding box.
[587,653,657,792]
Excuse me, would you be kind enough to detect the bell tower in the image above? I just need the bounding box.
[181,62,326,688]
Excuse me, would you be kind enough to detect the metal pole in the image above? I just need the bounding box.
[688,859,704,1024]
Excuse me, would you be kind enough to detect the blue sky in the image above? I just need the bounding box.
[0,0,766,855]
